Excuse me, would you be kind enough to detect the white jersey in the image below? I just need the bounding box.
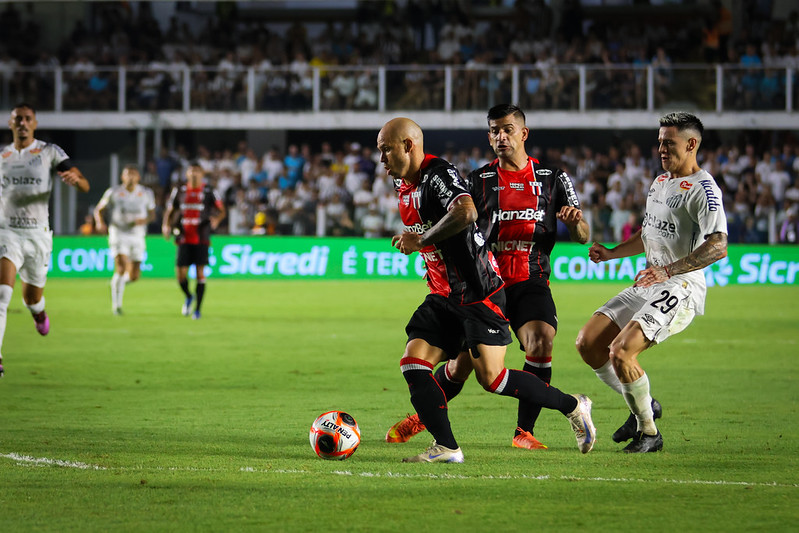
[641,169,727,314]
[97,183,156,238]
[0,139,69,230]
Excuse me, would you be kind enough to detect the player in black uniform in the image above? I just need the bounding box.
[378,117,595,462]
[162,161,226,320]
[386,104,597,450]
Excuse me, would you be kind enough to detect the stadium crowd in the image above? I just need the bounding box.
[77,133,799,245]
[2,1,797,243]
[1,1,798,112]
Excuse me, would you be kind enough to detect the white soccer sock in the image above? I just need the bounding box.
[25,296,45,315]
[594,359,624,395]
[0,284,13,357]
[118,272,130,308]
[621,373,657,435]
[111,273,121,309]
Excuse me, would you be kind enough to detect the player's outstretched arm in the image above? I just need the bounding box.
[162,205,174,239]
[666,231,727,276]
[634,232,727,288]
[391,196,477,255]
[589,229,644,263]
[557,206,590,244]
[93,192,109,234]
[58,167,90,192]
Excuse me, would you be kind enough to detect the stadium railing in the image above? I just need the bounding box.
[2,63,796,118]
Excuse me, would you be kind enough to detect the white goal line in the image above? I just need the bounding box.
[3,452,797,489]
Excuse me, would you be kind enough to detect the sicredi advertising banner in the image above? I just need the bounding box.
[50,236,799,285]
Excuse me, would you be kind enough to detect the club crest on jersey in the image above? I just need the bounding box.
[666,194,683,208]
[1,151,11,158]
[529,181,543,195]
[679,180,693,191]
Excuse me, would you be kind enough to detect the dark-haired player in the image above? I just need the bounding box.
[386,104,595,450]
[0,103,90,377]
[94,165,156,315]
[378,116,595,463]
[576,112,727,453]
[162,161,225,320]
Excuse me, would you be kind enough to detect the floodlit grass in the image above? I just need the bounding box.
[1,278,797,532]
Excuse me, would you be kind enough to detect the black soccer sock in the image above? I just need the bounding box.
[433,363,465,402]
[401,359,458,450]
[516,362,553,434]
[195,280,206,311]
[179,279,191,298]
[490,368,577,416]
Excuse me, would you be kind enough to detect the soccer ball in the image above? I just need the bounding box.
[309,410,361,460]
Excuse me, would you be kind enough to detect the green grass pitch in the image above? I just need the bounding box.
[1,278,797,531]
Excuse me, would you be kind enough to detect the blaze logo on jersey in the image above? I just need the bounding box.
[679,181,693,190]
[30,148,42,155]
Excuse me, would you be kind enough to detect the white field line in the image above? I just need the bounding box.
[3,452,797,488]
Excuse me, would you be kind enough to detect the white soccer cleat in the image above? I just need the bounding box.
[402,441,464,463]
[567,394,597,454]
[182,296,193,317]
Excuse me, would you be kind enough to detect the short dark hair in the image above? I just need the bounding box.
[487,104,526,125]
[13,102,36,114]
[188,159,203,168]
[122,164,140,173]
[659,111,703,140]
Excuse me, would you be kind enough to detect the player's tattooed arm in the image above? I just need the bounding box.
[393,196,477,255]
[419,196,477,247]
[665,232,728,277]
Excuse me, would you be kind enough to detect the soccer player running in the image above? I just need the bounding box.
[161,161,226,320]
[386,104,592,450]
[0,102,90,377]
[94,165,156,315]
[378,117,595,463]
[575,112,727,453]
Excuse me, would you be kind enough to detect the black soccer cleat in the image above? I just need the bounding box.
[612,398,663,443]
[623,431,663,453]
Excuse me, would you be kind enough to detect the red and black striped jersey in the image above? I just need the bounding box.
[468,157,581,285]
[167,184,223,245]
[396,155,504,304]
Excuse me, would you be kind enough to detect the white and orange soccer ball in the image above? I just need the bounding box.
[309,411,361,460]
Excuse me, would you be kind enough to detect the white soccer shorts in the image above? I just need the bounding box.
[595,279,697,345]
[0,227,53,287]
[108,228,146,262]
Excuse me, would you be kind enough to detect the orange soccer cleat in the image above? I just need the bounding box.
[385,413,426,443]
[512,428,548,450]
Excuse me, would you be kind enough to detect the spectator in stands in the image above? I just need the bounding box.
[779,205,799,243]
[281,143,305,189]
